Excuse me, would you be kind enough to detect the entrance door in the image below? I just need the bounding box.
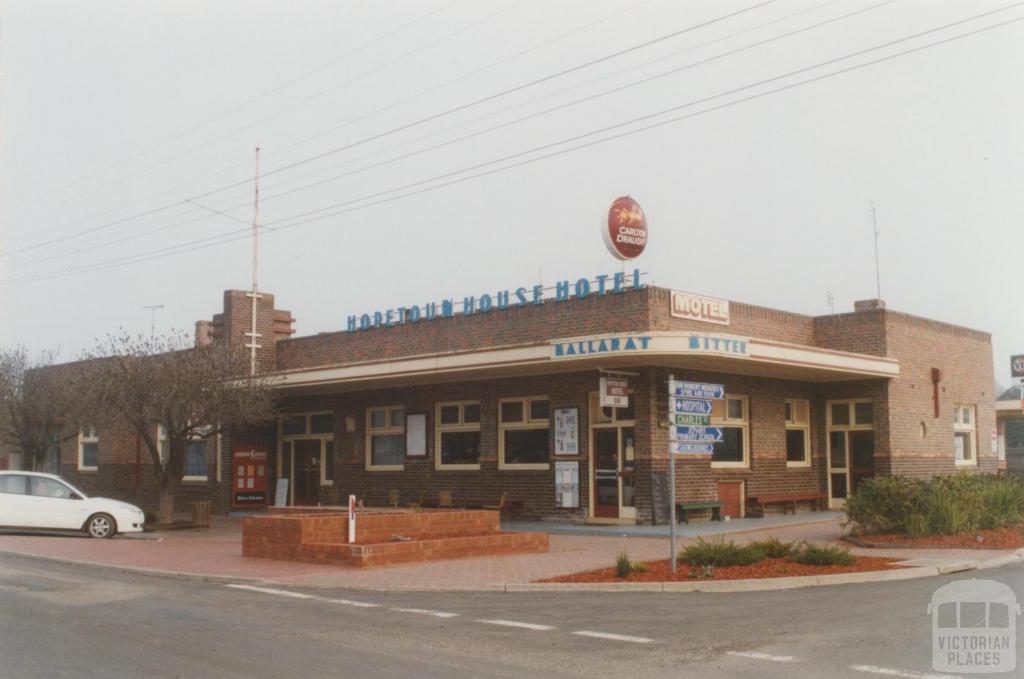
[849,431,875,494]
[828,431,849,507]
[828,430,876,508]
[593,428,620,518]
[292,440,321,506]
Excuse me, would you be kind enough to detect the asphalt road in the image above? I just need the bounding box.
[0,553,1021,679]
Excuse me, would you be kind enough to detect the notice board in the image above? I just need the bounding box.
[555,460,579,508]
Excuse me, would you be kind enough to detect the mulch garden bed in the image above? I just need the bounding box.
[845,525,1024,550]
[538,556,904,583]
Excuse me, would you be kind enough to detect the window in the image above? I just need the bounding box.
[828,400,873,429]
[711,395,749,467]
[499,397,550,469]
[78,425,99,471]
[0,474,27,494]
[30,476,73,499]
[184,440,208,480]
[785,399,811,467]
[366,406,405,470]
[953,404,977,466]
[435,401,482,469]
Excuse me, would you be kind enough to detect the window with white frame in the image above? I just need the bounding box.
[953,404,976,465]
[498,397,550,469]
[711,395,749,467]
[435,401,481,469]
[78,425,99,471]
[366,406,405,470]
[785,399,811,467]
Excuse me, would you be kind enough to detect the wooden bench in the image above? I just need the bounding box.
[746,492,826,517]
[675,500,724,524]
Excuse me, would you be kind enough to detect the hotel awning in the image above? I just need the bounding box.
[268,331,899,394]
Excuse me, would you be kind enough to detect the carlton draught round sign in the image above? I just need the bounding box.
[603,196,648,260]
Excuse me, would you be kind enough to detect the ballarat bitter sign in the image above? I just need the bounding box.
[603,196,648,260]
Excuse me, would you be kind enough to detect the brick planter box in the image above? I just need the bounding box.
[242,508,548,568]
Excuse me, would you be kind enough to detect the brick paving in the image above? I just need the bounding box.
[0,515,1015,589]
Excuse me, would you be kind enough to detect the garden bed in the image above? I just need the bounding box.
[846,525,1024,550]
[539,556,905,583]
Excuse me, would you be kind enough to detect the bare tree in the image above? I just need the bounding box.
[79,330,276,524]
[0,348,84,471]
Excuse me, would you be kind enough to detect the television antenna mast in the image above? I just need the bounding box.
[142,304,164,338]
[245,147,262,376]
[870,202,882,299]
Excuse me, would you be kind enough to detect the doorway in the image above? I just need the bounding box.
[292,440,322,506]
[589,391,636,521]
[827,400,875,508]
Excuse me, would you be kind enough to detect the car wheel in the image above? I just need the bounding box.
[85,513,117,539]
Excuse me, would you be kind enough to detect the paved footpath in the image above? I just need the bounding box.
[0,513,1017,589]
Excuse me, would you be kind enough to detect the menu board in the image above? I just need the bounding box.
[554,408,579,455]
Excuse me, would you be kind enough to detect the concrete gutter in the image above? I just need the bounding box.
[3,547,1021,593]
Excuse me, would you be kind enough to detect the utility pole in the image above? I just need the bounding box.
[142,304,164,338]
[870,202,881,299]
[244,147,262,376]
[826,291,834,314]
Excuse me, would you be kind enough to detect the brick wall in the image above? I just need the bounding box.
[882,310,998,476]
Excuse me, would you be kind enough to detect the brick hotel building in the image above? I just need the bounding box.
[51,273,997,523]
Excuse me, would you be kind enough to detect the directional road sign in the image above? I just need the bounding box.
[670,398,713,416]
[671,426,724,443]
[668,381,725,400]
[670,413,710,426]
[672,442,715,455]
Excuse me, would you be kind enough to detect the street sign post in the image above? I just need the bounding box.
[671,442,715,454]
[671,398,713,415]
[667,377,725,574]
[672,426,724,443]
[670,413,710,426]
[669,381,725,400]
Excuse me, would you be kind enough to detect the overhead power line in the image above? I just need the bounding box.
[2,0,461,215]
[0,0,780,259]
[0,0,844,274]
[3,0,658,245]
[2,0,528,225]
[4,6,1020,286]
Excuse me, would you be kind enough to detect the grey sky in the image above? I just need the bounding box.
[1,0,1021,386]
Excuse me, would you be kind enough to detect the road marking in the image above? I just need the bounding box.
[477,619,555,631]
[225,584,315,599]
[851,665,962,679]
[327,598,380,608]
[727,651,797,663]
[573,630,655,644]
[390,607,459,619]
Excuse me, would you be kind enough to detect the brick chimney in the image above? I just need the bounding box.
[854,298,886,312]
[195,320,213,347]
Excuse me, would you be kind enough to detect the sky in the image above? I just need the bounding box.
[1,0,1021,387]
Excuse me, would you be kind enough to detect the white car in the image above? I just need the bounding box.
[0,471,145,538]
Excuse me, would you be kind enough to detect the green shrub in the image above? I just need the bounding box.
[614,552,649,578]
[846,473,1024,537]
[790,543,855,566]
[680,537,766,567]
[615,551,632,578]
[748,537,794,559]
